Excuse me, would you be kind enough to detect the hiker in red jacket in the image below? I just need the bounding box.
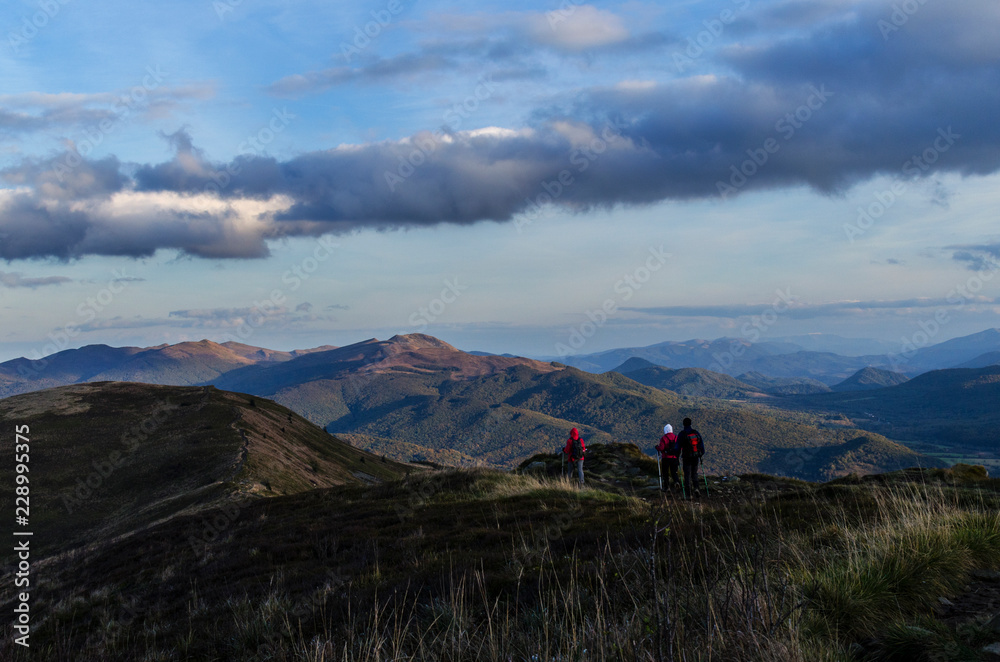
[656,424,681,493]
[563,428,586,487]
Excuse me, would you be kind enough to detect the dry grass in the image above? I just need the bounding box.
[3,462,999,661]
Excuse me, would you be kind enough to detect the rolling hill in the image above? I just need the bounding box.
[608,358,767,399]
[831,367,910,392]
[0,382,409,556]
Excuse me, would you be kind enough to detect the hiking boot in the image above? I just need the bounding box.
[693,490,701,499]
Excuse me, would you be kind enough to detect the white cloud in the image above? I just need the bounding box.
[527,5,631,51]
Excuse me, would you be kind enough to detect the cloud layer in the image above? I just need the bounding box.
[1,0,999,260]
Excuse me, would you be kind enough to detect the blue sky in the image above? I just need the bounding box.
[1,0,999,362]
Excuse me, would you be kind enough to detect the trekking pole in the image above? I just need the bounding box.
[657,454,662,491]
[702,458,709,497]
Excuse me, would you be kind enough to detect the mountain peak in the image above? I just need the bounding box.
[385,333,458,351]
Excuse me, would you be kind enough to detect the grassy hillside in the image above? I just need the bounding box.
[0,382,410,556]
[2,445,997,661]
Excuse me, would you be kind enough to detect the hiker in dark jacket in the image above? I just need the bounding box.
[563,428,586,487]
[655,424,681,493]
[677,418,705,499]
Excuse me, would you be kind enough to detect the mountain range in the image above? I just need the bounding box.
[0,340,336,398]
[0,333,948,480]
[551,328,1000,383]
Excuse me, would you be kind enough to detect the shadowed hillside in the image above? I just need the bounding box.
[0,382,410,556]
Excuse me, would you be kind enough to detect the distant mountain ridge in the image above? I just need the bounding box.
[0,339,336,398]
[785,364,1000,449]
[954,351,1000,369]
[201,335,937,479]
[1,331,992,474]
[2,333,926,478]
[552,328,1000,383]
[6,328,999,398]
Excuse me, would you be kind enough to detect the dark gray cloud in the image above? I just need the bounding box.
[2,0,998,260]
[949,244,1000,272]
[1,154,127,200]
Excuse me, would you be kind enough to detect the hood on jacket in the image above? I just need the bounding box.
[663,424,673,435]
[569,428,579,440]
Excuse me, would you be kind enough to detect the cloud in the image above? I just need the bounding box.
[526,5,631,51]
[169,307,280,326]
[949,244,1000,272]
[267,7,663,97]
[0,271,72,288]
[0,84,214,137]
[625,298,986,321]
[268,53,453,97]
[78,302,331,333]
[2,1,999,260]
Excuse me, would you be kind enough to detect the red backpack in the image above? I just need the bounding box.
[681,430,702,457]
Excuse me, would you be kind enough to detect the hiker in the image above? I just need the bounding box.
[656,424,681,493]
[563,428,586,487]
[677,418,706,499]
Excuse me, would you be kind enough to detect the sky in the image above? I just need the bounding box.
[1,0,999,362]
